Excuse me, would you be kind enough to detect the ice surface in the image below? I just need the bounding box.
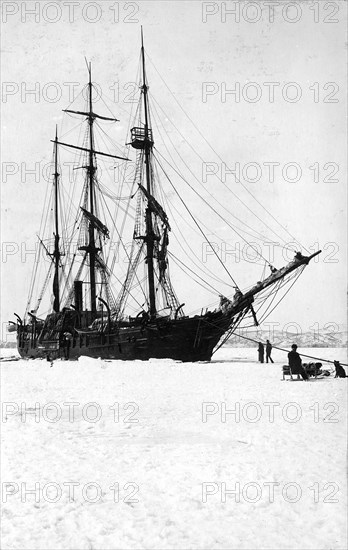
[1,347,347,549]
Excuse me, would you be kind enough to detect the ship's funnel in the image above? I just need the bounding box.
[74,281,83,311]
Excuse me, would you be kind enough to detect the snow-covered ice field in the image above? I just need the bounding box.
[1,347,347,550]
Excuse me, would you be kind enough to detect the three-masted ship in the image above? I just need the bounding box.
[12,32,320,362]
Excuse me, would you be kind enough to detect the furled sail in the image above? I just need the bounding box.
[52,270,59,313]
[158,227,169,280]
[138,184,171,230]
[80,207,109,238]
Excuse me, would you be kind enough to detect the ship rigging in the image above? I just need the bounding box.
[14,31,321,361]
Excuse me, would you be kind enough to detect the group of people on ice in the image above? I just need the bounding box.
[257,340,346,380]
[257,340,273,363]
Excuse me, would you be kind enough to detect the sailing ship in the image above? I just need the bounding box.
[12,32,321,362]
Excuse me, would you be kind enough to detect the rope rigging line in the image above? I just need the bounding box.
[94,120,130,163]
[238,271,299,329]
[251,271,292,306]
[167,251,223,296]
[33,263,54,313]
[60,205,83,269]
[87,74,139,269]
[25,237,43,317]
[100,53,143,122]
[161,193,232,288]
[98,183,148,309]
[229,332,348,367]
[150,96,277,249]
[63,253,89,307]
[153,152,239,288]
[152,161,232,288]
[25,164,56,317]
[257,267,305,325]
[59,120,87,142]
[153,94,293,250]
[251,278,283,320]
[149,91,299,253]
[89,136,132,270]
[61,127,88,226]
[106,164,137,270]
[154,148,273,267]
[147,55,309,253]
[61,80,87,114]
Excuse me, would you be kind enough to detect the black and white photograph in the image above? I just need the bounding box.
[1,1,347,548]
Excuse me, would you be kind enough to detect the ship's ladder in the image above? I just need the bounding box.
[133,150,145,238]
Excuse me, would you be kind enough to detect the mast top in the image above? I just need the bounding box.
[85,57,92,81]
[140,26,148,93]
[130,27,153,150]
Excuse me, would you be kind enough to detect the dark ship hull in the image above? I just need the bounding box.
[17,310,236,362]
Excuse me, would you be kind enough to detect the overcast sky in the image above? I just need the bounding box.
[1,0,347,340]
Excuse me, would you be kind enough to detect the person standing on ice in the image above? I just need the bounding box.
[258,342,264,363]
[266,340,274,363]
[288,344,308,380]
[62,333,71,360]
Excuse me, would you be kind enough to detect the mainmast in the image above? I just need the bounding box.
[52,126,60,313]
[140,28,156,318]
